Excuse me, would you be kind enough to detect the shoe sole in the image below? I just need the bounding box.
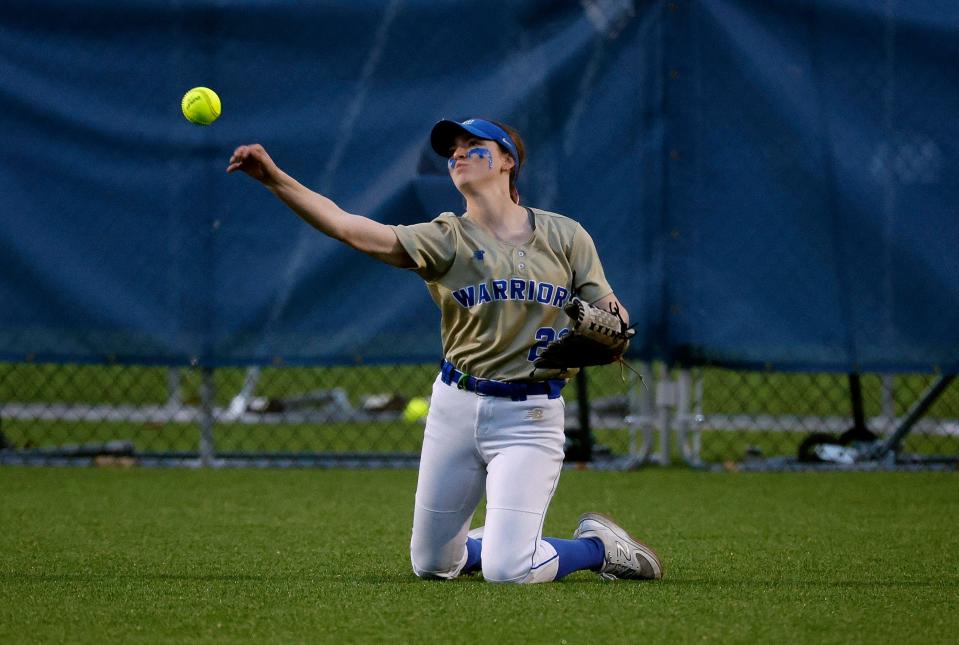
[576,512,664,580]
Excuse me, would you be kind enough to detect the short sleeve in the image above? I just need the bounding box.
[391,215,457,281]
[569,223,614,303]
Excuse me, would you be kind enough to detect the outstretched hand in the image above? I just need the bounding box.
[226,144,281,186]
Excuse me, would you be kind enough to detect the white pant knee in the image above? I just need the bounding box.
[481,539,560,584]
[411,561,458,580]
[410,546,466,580]
[481,552,531,584]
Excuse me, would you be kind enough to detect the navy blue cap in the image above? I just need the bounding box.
[430,118,521,176]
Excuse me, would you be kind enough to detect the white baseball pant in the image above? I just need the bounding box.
[410,375,566,584]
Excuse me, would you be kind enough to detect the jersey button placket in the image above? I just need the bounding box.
[517,248,527,271]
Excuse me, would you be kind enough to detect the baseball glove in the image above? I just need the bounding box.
[534,297,635,371]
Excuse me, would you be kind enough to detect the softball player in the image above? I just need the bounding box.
[227,118,663,584]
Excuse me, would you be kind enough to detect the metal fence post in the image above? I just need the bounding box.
[880,374,896,432]
[675,369,702,467]
[635,362,657,464]
[653,364,674,465]
[199,367,216,467]
[621,362,656,469]
[166,368,182,409]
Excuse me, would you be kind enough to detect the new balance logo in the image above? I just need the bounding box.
[524,408,544,421]
[616,542,631,562]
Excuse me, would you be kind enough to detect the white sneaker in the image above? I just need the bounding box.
[467,526,485,540]
[573,512,663,580]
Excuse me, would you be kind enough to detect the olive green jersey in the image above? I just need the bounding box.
[392,207,613,381]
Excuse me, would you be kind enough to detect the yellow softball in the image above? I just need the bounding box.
[403,397,430,423]
[181,87,221,125]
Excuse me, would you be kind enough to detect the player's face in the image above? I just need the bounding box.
[447,135,511,194]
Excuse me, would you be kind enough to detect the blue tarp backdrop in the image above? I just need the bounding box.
[1,0,957,372]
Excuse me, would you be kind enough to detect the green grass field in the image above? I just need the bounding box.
[2,467,957,643]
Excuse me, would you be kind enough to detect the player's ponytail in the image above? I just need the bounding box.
[492,120,526,204]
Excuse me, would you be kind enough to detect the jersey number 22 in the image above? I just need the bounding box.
[526,327,569,362]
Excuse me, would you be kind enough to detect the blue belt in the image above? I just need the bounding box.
[439,360,565,401]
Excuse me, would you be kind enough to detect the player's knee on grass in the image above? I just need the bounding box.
[481,540,561,584]
[411,565,458,580]
[410,549,464,580]
[480,550,533,584]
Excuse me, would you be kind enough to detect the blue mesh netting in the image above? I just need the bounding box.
[1,0,956,372]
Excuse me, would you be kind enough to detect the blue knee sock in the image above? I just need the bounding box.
[544,537,605,579]
[463,537,482,574]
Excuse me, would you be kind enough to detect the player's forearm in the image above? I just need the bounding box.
[268,171,348,239]
[593,293,630,325]
[268,173,412,267]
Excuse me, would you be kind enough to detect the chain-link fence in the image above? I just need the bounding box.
[669,368,959,470]
[0,362,640,468]
[1,362,955,470]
